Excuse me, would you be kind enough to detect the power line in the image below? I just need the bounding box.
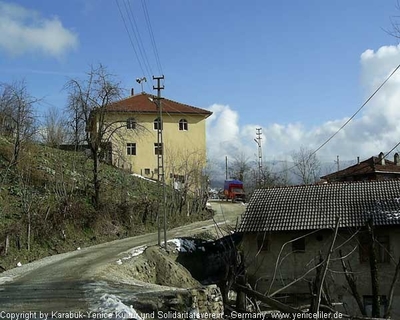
[141,0,163,76]
[124,0,154,78]
[313,64,400,155]
[384,141,400,159]
[115,0,152,93]
[274,63,400,176]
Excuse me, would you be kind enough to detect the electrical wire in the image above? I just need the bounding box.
[141,0,163,76]
[123,0,154,79]
[274,63,400,176]
[314,64,400,155]
[384,141,400,158]
[115,0,152,93]
[156,62,399,176]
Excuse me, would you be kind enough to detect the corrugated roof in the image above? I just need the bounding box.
[106,92,212,117]
[237,180,400,233]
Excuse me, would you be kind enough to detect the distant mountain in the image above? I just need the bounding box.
[208,159,357,189]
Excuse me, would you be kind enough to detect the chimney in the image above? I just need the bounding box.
[395,153,400,166]
[379,152,385,165]
[130,88,134,96]
[357,156,360,164]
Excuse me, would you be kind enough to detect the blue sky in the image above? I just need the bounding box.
[1,0,400,164]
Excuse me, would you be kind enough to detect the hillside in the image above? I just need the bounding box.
[0,137,212,272]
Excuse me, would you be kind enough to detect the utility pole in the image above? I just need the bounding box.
[335,155,340,172]
[153,75,166,249]
[225,156,228,180]
[254,128,263,187]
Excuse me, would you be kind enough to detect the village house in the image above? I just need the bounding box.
[90,91,212,187]
[237,180,400,318]
[321,152,400,182]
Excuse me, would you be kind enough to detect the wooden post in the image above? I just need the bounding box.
[5,235,9,255]
[339,249,366,316]
[367,219,380,318]
[312,216,340,317]
[236,275,247,310]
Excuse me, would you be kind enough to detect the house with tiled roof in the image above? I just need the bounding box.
[321,152,400,182]
[237,180,400,317]
[92,91,212,187]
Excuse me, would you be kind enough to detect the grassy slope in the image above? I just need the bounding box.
[0,137,212,271]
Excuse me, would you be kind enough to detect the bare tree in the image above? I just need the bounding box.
[165,148,209,216]
[291,146,321,185]
[0,80,37,166]
[65,92,86,150]
[232,219,400,319]
[41,106,67,148]
[230,152,251,182]
[65,64,124,208]
[385,1,400,39]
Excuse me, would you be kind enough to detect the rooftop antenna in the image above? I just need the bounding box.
[136,77,147,93]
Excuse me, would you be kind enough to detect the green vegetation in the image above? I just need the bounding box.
[0,138,212,271]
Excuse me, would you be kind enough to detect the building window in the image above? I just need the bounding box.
[173,174,185,183]
[154,143,163,155]
[173,174,185,190]
[179,119,188,131]
[154,117,162,130]
[363,295,387,317]
[144,168,150,175]
[257,233,270,252]
[127,143,136,155]
[127,118,136,129]
[359,234,390,263]
[292,237,305,253]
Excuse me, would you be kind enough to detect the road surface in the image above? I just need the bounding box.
[0,201,244,313]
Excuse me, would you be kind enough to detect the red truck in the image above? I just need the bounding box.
[224,179,245,202]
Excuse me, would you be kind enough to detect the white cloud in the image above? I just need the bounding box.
[207,44,400,164]
[0,1,78,58]
[206,104,246,161]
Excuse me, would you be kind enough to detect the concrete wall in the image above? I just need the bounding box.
[101,111,207,183]
[240,227,400,317]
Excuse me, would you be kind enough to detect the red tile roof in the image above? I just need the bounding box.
[106,92,212,118]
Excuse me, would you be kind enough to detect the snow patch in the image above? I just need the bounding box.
[0,276,13,285]
[95,294,143,319]
[116,245,147,264]
[166,238,197,253]
[132,173,156,183]
[129,245,147,257]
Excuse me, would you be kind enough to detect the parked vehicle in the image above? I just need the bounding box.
[224,179,245,202]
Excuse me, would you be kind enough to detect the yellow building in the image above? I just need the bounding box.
[103,92,212,188]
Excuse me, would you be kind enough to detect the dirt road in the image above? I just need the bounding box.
[0,201,244,313]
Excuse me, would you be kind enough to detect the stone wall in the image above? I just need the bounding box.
[190,284,224,316]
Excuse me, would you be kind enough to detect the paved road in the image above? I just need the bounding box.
[0,201,244,313]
